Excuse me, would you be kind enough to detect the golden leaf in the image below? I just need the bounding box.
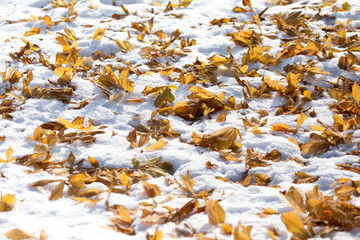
[58,116,73,129]
[0,194,16,212]
[352,82,360,102]
[117,205,132,224]
[205,200,226,225]
[88,156,100,168]
[23,27,41,36]
[93,28,105,40]
[120,171,130,190]
[144,140,168,151]
[4,229,34,240]
[281,212,310,240]
[192,131,202,144]
[150,228,163,240]
[302,140,329,155]
[180,170,196,196]
[200,127,240,150]
[159,67,175,76]
[49,181,65,201]
[296,111,307,129]
[216,112,227,122]
[271,123,291,132]
[233,6,248,12]
[43,15,53,28]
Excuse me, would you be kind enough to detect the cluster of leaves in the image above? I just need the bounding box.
[282,186,360,239]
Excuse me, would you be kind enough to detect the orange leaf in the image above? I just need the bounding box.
[144,140,168,151]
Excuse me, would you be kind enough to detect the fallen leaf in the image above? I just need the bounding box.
[281,212,310,240]
[145,140,168,151]
[205,200,226,225]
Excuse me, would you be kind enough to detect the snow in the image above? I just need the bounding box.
[0,0,360,239]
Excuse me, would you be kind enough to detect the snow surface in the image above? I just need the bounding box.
[0,0,360,239]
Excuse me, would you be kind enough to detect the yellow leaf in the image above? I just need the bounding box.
[153,1,162,6]
[180,170,196,196]
[5,147,14,162]
[88,156,100,168]
[120,171,130,189]
[78,188,102,198]
[0,194,16,212]
[281,212,310,240]
[192,131,202,144]
[58,116,73,129]
[144,140,168,151]
[49,181,65,201]
[4,229,34,240]
[150,228,163,240]
[309,125,325,132]
[205,200,226,225]
[296,111,307,129]
[216,112,227,122]
[222,223,233,234]
[93,28,105,40]
[287,137,300,149]
[117,205,132,224]
[352,82,360,102]
[233,6,248,12]
[271,123,291,132]
[23,27,41,36]
[142,181,161,198]
[43,15,53,28]
[160,67,175,76]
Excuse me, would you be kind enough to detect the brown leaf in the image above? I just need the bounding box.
[49,181,65,200]
[302,140,329,155]
[293,172,319,184]
[142,181,161,198]
[200,127,240,151]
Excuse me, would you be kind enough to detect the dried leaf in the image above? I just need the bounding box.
[205,200,226,225]
[0,194,16,212]
[200,127,240,151]
[142,181,161,198]
[49,181,65,201]
[23,27,41,36]
[281,212,310,240]
[297,112,307,129]
[4,229,35,240]
[88,156,100,168]
[93,28,105,40]
[352,82,360,102]
[144,140,168,151]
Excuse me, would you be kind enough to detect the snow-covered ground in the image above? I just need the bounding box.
[1,0,360,239]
